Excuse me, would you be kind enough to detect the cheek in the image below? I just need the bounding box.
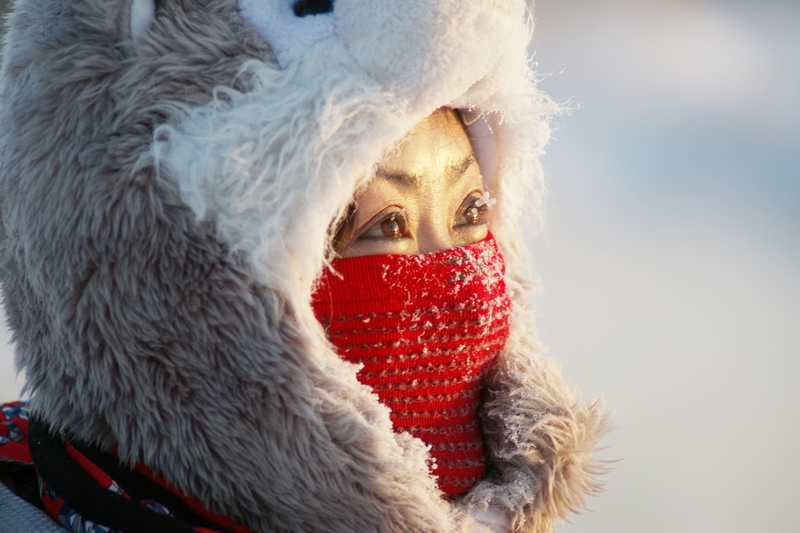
[340,237,416,258]
[455,222,489,247]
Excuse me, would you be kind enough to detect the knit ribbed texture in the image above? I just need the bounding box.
[312,235,511,496]
[0,483,68,533]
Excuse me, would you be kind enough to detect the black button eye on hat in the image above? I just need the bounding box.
[294,0,334,17]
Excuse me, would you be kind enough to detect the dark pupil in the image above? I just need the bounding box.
[381,217,401,238]
[466,206,480,224]
[294,0,334,16]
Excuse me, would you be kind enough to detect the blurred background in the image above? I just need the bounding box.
[527,1,800,532]
[1,1,798,532]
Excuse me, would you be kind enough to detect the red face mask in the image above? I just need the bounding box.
[311,234,512,497]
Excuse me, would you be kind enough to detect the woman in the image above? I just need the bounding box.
[314,107,510,501]
[0,0,608,532]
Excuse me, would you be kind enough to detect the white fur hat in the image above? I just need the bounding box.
[158,0,552,305]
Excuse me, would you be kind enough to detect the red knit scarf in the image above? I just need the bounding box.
[312,234,512,497]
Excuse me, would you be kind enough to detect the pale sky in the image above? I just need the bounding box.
[529,1,800,532]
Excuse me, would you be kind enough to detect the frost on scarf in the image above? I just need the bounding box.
[312,235,512,496]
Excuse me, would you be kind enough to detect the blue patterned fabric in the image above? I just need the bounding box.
[0,481,68,533]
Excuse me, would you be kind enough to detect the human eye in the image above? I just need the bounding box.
[356,209,409,241]
[453,193,489,228]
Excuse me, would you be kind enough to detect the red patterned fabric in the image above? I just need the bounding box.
[0,402,31,465]
[312,234,512,497]
[0,401,254,533]
[130,458,254,533]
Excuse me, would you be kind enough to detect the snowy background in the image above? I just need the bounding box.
[1,1,798,532]
[527,1,800,532]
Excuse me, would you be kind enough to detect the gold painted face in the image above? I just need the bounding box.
[339,108,490,257]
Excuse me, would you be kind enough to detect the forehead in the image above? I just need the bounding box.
[377,109,475,185]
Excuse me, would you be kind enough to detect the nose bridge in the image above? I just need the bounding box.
[415,211,454,254]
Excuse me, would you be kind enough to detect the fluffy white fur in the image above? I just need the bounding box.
[130,0,155,45]
[154,42,403,305]
[470,504,514,533]
[163,0,553,302]
[0,0,609,531]
[239,0,336,66]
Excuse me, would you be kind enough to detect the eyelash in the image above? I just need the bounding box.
[356,209,409,241]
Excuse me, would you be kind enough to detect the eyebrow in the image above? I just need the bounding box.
[375,153,477,188]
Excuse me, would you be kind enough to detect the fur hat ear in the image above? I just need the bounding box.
[239,0,336,67]
[130,0,156,45]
